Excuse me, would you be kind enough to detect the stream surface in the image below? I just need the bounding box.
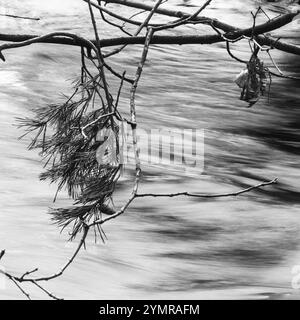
[0,0,300,299]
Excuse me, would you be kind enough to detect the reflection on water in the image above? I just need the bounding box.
[0,0,299,299]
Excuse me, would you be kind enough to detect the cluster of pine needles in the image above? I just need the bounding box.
[17,48,121,241]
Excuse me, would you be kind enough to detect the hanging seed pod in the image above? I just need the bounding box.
[235,49,269,107]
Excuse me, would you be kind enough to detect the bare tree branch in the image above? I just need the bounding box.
[0,9,299,55]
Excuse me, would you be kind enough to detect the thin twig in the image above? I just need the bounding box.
[136,178,278,198]
[267,50,300,80]
[10,277,31,300]
[103,0,163,58]
[0,13,40,20]
[20,268,38,280]
[153,0,212,31]
[32,281,63,300]
[0,250,5,261]
[226,41,247,64]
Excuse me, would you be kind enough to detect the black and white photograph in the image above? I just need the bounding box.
[0,0,299,307]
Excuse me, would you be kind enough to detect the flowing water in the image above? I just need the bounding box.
[0,0,299,299]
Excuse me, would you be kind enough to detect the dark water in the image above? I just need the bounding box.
[0,0,300,299]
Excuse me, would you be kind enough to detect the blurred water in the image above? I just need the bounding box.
[0,0,299,299]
